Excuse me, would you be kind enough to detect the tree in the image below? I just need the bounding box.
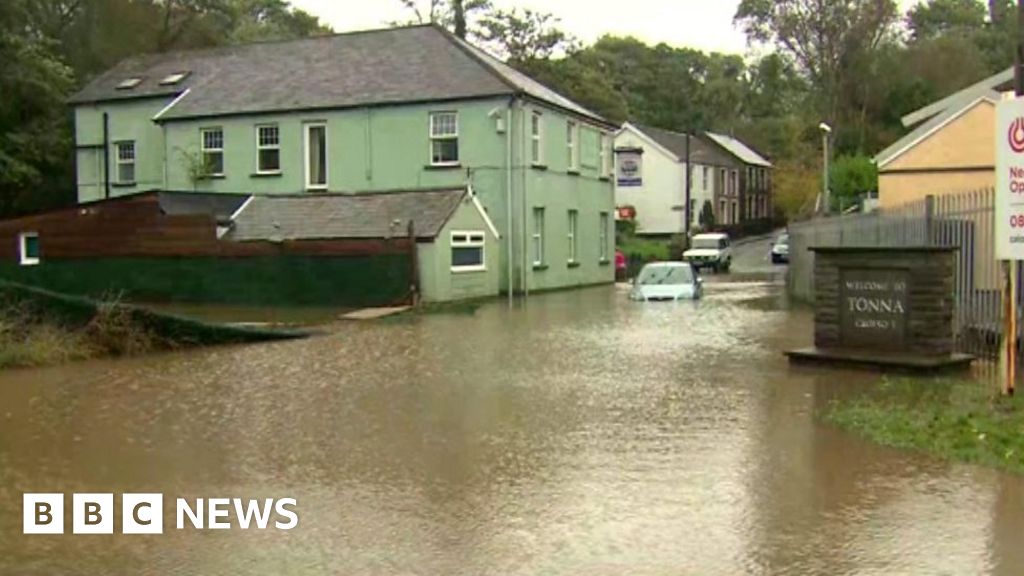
[829,155,878,210]
[0,0,76,215]
[476,8,575,62]
[734,0,900,122]
[907,0,987,39]
[394,0,491,38]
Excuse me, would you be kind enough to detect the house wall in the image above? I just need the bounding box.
[879,100,995,209]
[75,97,174,201]
[613,128,686,235]
[75,97,615,296]
[416,198,500,302]
[524,103,615,291]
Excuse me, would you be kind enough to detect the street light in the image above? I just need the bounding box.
[819,122,832,215]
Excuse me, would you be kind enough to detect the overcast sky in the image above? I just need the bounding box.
[290,0,926,56]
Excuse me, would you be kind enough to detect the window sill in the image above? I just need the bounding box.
[306,186,328,192]
[452,266,486,274]
[531,164,548,171]
[19,260,40,267]
[599,259,611,266]
[567,261,581,269]
[599,176,611,182]
[532,264,549,271]
[111,182,136,188]
[426,163,462,171]
[567,169,581,176]
[252,171,282,178]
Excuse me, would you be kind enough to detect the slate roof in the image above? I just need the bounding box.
[704,132,772,167]
[225,188,468,242]
[628,124,767,168]
[156,192,248,223]
[69,25,608,125]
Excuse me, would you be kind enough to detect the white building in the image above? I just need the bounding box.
[614,123,716,236]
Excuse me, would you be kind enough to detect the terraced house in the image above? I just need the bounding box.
[63,24,616,301]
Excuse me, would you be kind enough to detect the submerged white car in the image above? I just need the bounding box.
[629,262,703,301]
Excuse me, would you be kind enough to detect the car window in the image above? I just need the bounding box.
[719,239,727,249]
[637,265,694,285]
[692,237,720,249]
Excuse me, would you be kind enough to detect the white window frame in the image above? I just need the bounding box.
[256,124,281,174]
[200,127,224,177]
[19,232,39,266]
[600,133,612,176]
[450,230,486,272]
[599,212,609,261]
[531,111,543,166]
[532,207,545,266]
[429,111,459,166]
[566,120,578,171]
[304,122,328,191]
[114,141,135,184]
[567,209,578,264]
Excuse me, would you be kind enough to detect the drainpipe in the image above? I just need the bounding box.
[520,98,529,298]
[103,112,110,199]
[506,97,515,304]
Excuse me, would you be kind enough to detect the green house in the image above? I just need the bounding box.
[68,24,617,297]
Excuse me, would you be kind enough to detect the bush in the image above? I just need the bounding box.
[829,155,878,211]
[615,218,637,242]
[668,234,689,260]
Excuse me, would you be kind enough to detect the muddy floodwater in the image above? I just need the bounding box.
[2,282,1024,575]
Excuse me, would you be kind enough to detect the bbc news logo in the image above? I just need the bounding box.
[23,493,298,534]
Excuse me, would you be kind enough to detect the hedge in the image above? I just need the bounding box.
[0,254,413,307]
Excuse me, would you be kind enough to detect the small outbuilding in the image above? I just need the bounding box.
[0,187,500,306]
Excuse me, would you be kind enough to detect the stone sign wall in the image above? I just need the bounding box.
[813,248,955,357]
[839,269,909,350]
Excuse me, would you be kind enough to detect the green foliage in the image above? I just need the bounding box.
[615,217,637,242]
[829,155,878,211]
[617,236,669,261]
[0,0,76,216]
[476,8,575,62]
[178,149,219,186]
[907,0,987,39]
[826,377,1024,474]
[0,0,330,220]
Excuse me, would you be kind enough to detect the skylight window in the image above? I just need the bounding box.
[116,78,142,90]
[159,71,190,86]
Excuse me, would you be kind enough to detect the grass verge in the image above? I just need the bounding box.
[825,377,1024,474]
[0,281,308,370]
[618,236,670,261]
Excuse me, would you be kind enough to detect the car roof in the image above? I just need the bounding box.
[641,261,692,268]
[692,232,729,239]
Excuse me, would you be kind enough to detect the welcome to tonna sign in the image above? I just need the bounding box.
[996,98,1024,259]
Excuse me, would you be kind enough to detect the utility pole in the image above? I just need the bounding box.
[819,122,832,215]
[684,133,692,239]
[1004,0,1024,396]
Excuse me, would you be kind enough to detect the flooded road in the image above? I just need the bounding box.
[2,282,1023,575]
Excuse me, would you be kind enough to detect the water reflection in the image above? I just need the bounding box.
[0,284,1022,575]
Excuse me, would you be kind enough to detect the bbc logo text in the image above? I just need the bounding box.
[23,494,298,534]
